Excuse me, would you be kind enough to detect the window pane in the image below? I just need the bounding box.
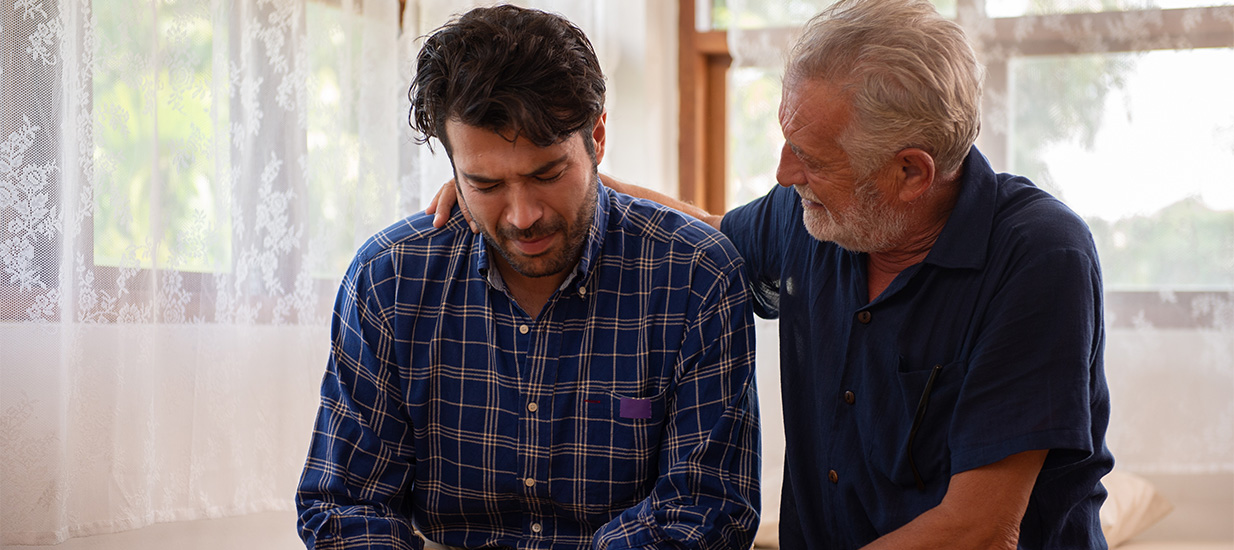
[1008,48,1234,289]
[306,3,364,278]
[93,1,227,272]
[986,0,1234,18]
[711,0,731,29]
[727,66,784,208]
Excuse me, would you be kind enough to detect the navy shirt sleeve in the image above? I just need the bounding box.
[720,185,801,319]
[950,201,1107,475]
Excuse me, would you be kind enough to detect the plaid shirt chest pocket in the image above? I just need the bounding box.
[550,385,669,517]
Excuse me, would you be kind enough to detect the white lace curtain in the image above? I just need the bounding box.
[0,0,410,544]
[0,0,674,545]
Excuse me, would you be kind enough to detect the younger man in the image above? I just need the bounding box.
[295,6,761,550]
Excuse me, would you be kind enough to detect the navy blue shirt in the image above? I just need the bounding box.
[721,147,1113,549]
[298,185,761,550]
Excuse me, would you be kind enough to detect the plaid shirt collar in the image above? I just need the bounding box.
[476,176,610,295]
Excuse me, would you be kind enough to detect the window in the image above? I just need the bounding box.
[1,0,409,324]
[1007,49,1234,291]
[682,0,1234,306]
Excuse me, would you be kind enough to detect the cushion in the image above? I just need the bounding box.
[1101,470,1175,547]
[750,470,1173,548]
[753,520,779,548]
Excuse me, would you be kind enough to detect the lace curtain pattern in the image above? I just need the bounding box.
[0,0,674,545]
[0,0,410,544]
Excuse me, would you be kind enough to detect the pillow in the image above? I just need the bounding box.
[1101,470,1175,547]
[753,520,779,548]
[750,470,1170,549]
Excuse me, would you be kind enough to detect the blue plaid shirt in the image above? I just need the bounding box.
[296,184,760,550]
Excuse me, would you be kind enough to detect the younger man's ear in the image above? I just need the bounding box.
[591,112,607,165]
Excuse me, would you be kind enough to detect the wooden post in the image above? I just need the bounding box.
[678,0,731,213]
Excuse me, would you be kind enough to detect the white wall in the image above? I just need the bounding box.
[412,1,681,204]
[596,0,679,197]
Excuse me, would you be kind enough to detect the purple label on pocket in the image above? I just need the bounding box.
[619,397,652,420]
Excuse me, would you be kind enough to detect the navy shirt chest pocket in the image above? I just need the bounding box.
[862,356,965,490]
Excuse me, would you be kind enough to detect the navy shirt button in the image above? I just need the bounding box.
[828,469,839,484]
[856,310,872,324]
[844,391,855,405]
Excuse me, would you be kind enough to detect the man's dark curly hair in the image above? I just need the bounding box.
[408,5,606,157]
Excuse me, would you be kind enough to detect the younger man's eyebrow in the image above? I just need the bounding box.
[522,154,569,177]
[460,153,570,184]
[461,172,501,184]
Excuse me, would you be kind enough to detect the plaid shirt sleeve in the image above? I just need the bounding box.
[295,248,423,550]
[591,238,762,550]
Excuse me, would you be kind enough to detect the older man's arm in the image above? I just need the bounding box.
[425,175,725,232]
[597,174,724,231]
[861,450,1048,550]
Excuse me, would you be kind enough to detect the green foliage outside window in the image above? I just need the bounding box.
[92,2,227,272]
[92,2,366,279]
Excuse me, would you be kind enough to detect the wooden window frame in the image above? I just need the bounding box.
[677,0,731,214]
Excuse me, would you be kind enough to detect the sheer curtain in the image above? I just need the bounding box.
[0,0,408,544]
[722,0,1234,531]
[0,0,676,545]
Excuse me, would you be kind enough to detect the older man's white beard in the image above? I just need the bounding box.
[799,181,909,253]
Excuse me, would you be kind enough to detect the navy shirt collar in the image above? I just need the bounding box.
[921,146,998,271]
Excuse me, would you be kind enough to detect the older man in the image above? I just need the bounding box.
[432,0,1113,547]
[297,5,760,550]
[713,2,1113,547]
